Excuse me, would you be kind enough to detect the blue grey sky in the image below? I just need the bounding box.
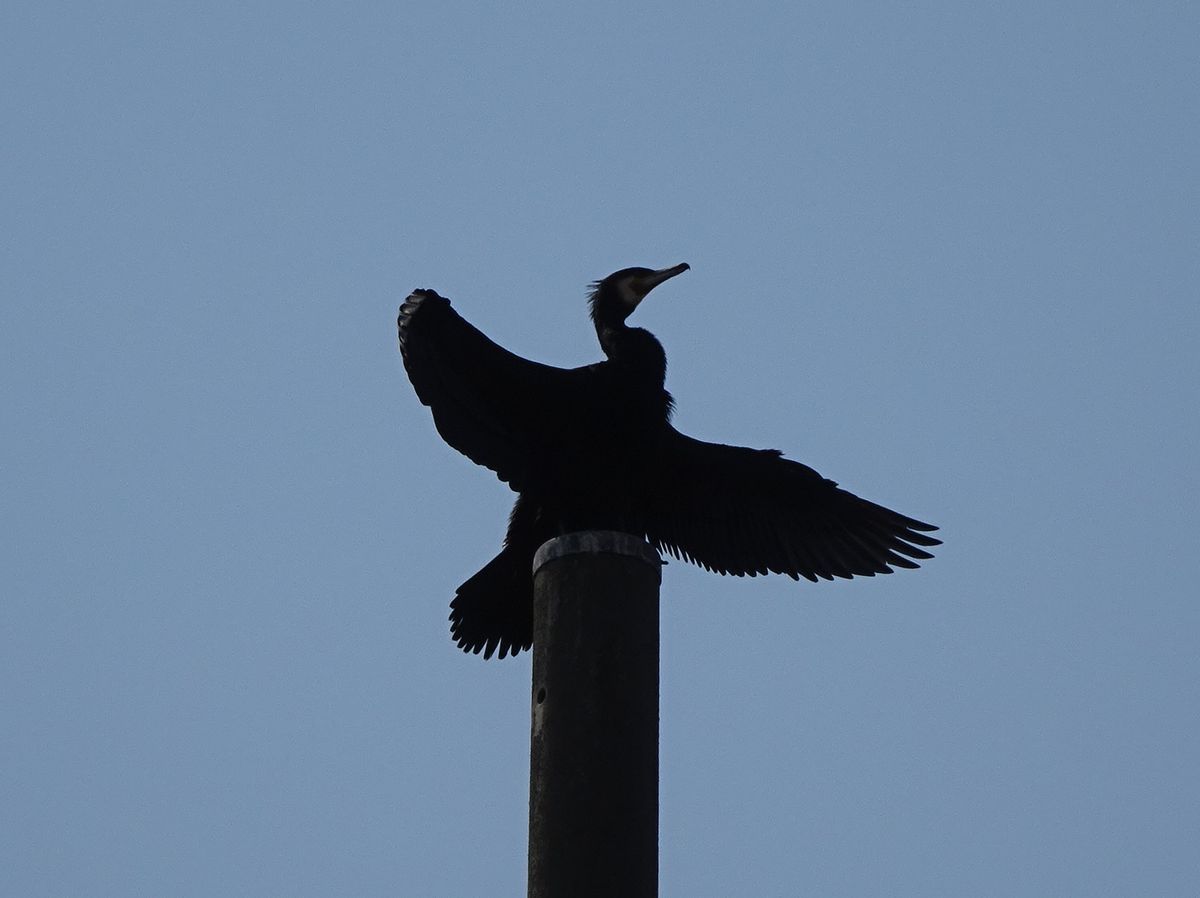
[3,2,1196,895]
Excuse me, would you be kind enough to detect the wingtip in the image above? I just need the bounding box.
[398,289,447,354]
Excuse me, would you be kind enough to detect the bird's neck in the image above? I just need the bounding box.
[596,321,667,383]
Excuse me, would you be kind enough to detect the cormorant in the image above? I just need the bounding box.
[397,263,939,659]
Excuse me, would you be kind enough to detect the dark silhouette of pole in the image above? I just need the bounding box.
[528,531,662,898]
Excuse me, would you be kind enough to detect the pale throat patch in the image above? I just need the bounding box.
[616,280,644,310]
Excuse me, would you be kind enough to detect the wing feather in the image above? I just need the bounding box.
[398,289,586,491]
[647,427,939,582]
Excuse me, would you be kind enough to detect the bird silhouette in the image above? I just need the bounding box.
[398,264,938,658]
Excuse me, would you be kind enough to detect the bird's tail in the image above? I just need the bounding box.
[449,545,534,659]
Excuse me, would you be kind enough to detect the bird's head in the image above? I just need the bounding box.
[588,262,690,323]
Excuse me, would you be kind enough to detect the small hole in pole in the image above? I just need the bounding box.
[536,687,546,704]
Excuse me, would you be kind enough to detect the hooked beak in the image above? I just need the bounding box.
[644,262,690,291]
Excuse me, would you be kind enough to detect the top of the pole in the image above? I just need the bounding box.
[532,531,662,576]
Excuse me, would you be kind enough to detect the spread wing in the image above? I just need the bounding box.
[398,289,593,491]
[646,426,940,581]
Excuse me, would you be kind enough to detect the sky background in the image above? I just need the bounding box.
[3,2,1197,895]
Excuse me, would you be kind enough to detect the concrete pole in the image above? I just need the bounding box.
[527,531,662,898]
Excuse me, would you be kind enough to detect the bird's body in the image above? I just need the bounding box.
[398,264,939,658]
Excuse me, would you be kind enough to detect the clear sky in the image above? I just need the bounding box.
[3,2,1197,895]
